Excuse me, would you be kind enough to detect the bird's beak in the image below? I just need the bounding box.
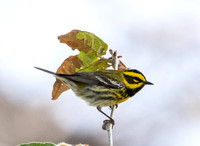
[144,81,154,85]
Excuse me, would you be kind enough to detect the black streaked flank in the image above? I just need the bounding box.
[85,88,118,97]
[94,96,116,101]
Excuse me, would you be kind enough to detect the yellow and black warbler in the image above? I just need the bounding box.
[35,67,153,122]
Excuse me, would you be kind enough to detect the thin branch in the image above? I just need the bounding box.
[104,50,119,146]
[112,51,119,70]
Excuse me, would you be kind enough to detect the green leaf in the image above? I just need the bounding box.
[76,58,111,72]
[19,142,55,146]
[75,31,110,72]
[78,50,98,67]
[76,31,108,57]
[58,30,110,73]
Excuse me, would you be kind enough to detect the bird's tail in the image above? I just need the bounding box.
[34,66,57,75]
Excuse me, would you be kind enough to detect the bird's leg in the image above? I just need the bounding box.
[97,106,115,125]
[109,104,118,109]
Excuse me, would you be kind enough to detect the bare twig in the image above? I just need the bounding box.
[109,49,127,70]
[104,50,119,146]
[112,51,119,70]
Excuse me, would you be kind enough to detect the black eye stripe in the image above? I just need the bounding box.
[132,77,143,82]
[124,75,142,84]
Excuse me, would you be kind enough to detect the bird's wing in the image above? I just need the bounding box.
[35,67,125,89]
[58,71,125,89]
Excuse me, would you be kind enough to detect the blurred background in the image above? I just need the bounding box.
[0,0,200,146]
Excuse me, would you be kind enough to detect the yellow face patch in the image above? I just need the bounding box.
[122,78,144,89]
[122,71,146,89]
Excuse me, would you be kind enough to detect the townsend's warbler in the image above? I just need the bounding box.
[35,67,153,122]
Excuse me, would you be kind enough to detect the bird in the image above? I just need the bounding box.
[35,66,153,124]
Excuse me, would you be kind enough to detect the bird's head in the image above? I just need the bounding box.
[122,69,153,90]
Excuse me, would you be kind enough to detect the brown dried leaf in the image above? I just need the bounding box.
[109,49,128,70]
[118,60,128,70]
[52,55,82,100]
[58,29,91,53]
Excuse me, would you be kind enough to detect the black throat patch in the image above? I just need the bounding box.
[125,85,144,97]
